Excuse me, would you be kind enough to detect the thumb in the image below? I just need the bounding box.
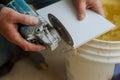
[15,13,39,25]
[75,1,86,20]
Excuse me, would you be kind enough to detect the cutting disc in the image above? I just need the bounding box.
[48,13,73,46]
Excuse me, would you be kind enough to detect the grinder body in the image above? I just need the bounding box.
[7,0,61,51]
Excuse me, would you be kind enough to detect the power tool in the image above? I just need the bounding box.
[7,0,73,51]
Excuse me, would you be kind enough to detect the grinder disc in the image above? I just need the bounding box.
[48,13,73,46]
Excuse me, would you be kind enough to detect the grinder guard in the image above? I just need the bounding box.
[48,14,73,46]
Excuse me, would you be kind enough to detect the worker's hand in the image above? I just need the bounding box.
[0,7,45,51]
[74,0,104,20]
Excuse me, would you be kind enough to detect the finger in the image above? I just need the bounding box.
[15,35,46,51]
[15,13,39,25]
[19,40,46,51]
[91,1,105,16]
[4,24,45,51]
[1,7,39,25]
[75,0,86,20]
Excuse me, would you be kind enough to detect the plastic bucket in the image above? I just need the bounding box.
[66,0,120,80]
[66,40,120,80]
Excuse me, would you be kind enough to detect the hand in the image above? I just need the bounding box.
[0,7,45,51]
[74,0,104,20]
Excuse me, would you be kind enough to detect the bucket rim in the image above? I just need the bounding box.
[93,39,120,44]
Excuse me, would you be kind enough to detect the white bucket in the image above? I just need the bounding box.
[66,0,120,80]
[66,39,120,80]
